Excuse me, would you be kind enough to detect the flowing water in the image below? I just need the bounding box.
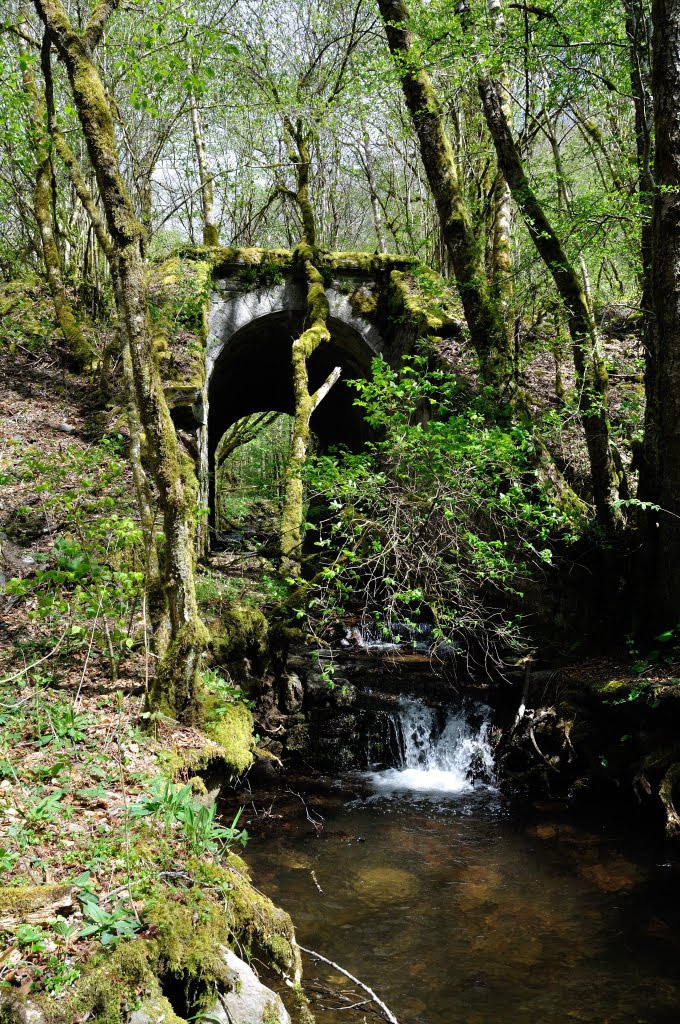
[232,698,680,1024]
[365,699,496,794]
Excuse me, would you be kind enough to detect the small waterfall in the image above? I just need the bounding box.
[366,699,496,794]
[342,621,434,654]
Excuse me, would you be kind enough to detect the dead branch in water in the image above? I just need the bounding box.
[298,944,400,1024]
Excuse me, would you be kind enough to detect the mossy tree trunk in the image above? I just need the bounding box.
[376,0,512,386]
[486,0,513,320]
[478,75,621,532]
[282,118,317,247]
[280,245,340,576]
[33,0,209,720]
[18,26,93,371]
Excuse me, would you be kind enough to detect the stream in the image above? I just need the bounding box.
[230,697,680,1024]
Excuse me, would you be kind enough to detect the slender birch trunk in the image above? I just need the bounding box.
[189,56,219,247]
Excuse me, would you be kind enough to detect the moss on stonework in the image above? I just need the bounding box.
[349,287,379,318]
[147,246,463,381]
[206,247,295,275]
[389,268,458,336]
[318,250,417,273]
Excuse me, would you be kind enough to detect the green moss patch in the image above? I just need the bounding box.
[203,701,255,776]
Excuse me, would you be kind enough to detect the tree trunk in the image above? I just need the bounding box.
[643,0,680,630]
[283,118,316,247]
[34,0,209,720]
[376,0,511,384]
[624,0,657,505]
[189,57,219,247]
[280,245,339,575]
[19,27,93,371]
[478,75,621,531]
[34,155,93,369]
[486,0,513,315]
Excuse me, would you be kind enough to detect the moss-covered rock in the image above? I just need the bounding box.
[2,858,311,1024]
[203,701,255,776]
[212,605,269,671]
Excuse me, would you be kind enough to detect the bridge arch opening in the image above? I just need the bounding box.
[207,306,380,536]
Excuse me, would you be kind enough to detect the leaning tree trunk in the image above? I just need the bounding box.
[33,0,209,720]
[376,0,511,385]
[478,75,621,532]
[643,0,680,631]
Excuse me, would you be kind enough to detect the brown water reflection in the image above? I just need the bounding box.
[231,778,680,1024]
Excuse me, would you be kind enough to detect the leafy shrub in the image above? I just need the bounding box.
[305,356,573,664]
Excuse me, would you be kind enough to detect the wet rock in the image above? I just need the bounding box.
[285,720,310,754]
[280,671,303,714]
[303,670,332,702]
[353,866,420,903]
[317,713,357,739]
[579,854,644,893]
[210,948,291,1024]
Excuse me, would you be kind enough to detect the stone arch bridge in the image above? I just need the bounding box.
[151,247,461,543]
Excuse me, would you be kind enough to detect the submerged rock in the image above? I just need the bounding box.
[353,866,420,902]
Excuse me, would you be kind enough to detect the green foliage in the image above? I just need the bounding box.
[129,778,248,854]
[238,261,285,288]
[216,414,292,532]
[306,356,574,659]
[202,666,254,711]
[77,889,140,948]
[15,923,48,954]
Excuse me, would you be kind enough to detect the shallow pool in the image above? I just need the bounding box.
[232,772,680,1024]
